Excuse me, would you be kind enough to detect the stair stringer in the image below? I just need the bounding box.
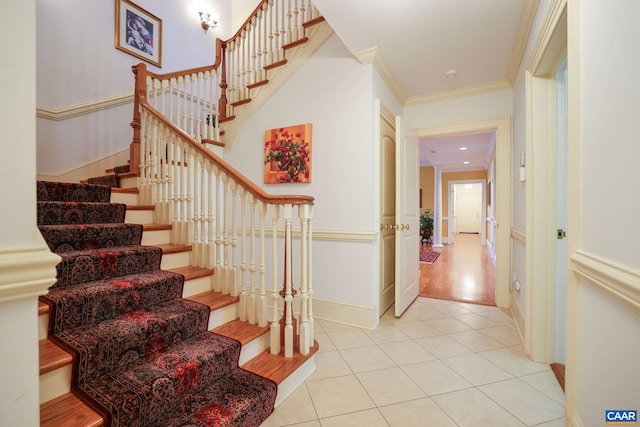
[220,21,333,152]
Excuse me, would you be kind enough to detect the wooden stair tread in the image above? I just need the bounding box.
[125,204,154,210]
[40,338,73,375]
[186,290,238,311]
[41,393,103,427]
[141,223,172,231]
[111,187,138,194]
[264,59,287,71]
[231,98,251,107]
[242,341,319,384]
[212,320,269,346]
[283,37,309,50]
[39,299,49,315]
[116,171,136,178]
[169,265,213,281]
[247,79,269,90]
[155,243,192,254]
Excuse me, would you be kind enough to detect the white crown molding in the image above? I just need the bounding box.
[404,80,511,105]
[506,0,541,85]
[354,47,407,105]
[0,233,60,303]
[36,93,134,121]
[571,250,640,313]
[405,79,511,106]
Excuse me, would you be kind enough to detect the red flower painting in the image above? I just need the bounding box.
[264,124,312,183]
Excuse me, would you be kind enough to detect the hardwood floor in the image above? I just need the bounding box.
[419,233,496,306]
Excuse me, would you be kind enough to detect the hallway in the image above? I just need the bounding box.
[261,297,564,426]
[420,233,496,306]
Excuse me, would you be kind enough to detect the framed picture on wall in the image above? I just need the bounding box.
[115,0,162,67]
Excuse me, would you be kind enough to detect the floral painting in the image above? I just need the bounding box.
[264,124,312,184]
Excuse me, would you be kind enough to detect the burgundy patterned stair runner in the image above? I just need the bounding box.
[38,181,276,427]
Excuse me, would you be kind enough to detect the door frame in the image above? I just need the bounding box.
[524,1,567,362]
[449,180,487,244]
[416,117,511,308]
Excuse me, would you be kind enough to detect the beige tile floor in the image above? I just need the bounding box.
[260,297,565,427]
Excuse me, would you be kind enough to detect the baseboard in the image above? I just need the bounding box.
[0,232,60,303]
[312,298,377,329]
[37,148,130,183]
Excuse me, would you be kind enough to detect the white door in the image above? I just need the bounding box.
[394,115,419,317]
[456,184,482,233]
[379,106,396,315]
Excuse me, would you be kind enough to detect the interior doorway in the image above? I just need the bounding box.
[417,117,511,308]
[450,181,485,239]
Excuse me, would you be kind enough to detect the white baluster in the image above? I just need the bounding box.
[221,175,230,293]
[307,205,314,345]
[298,204,310,354]
[239,189,248,321]
[258,201,267,327]
[248,194,257,325]
[283,204,294,358]
[286,0,293,45]
[269,204,281,355]
[185,147,194,246]
[230,181,239,296]
[205,163,215,270]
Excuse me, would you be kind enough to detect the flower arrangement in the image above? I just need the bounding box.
[264,125,312,183]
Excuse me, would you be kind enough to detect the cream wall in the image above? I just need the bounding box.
[36,0,233,177]
[419,166,435,213]
[224,34,381,324]
[567,0,640,423]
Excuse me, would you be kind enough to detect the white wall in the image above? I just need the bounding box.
[36,0,232,176]
[569,0,640,423]
[225,34,381,320]
[403,89,512,130]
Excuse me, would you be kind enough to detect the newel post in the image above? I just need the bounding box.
[130,63,147,176]
[216,39,228,119]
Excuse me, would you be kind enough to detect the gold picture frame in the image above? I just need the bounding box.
[115,0,162,67]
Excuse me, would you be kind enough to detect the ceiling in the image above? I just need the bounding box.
[313,0,535,171]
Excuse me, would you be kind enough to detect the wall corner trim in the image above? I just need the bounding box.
[0,233,60,303]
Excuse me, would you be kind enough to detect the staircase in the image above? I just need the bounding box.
[39,1,331,424]
[38,171,318,426]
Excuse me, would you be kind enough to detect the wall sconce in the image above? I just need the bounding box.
[199,12,217,33]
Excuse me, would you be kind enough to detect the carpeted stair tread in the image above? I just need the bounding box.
[38,201,126,225]
[164,368,277,427]
[38,181,111,203]
[43,270,185,334]
[78,332,251,426]
[53,245,163,287]
[111,165,131,174]
[39,223,143,253]
[54,298,210,384]
[38,180,276,426]
[87,174,119,188]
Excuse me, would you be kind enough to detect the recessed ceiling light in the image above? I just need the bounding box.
[459,147,468,151]
[445,69,458,79]
[463,161,470,164]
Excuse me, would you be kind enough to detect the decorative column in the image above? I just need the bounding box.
[433,165,444,248]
